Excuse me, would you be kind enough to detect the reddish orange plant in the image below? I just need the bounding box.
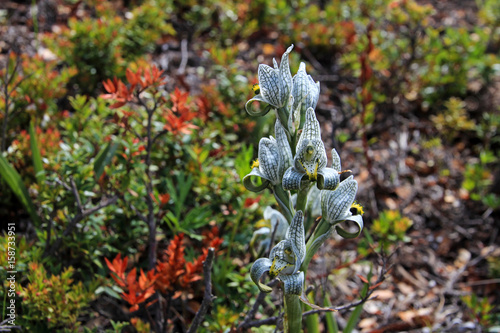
[105,227,223,312]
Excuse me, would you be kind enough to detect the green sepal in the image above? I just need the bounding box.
[281,271,304,296]
[243,168,271,192]
[250,258,273,293]
[334,214,364,239]
[245,97,274,117]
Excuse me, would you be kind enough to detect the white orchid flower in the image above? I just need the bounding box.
[250,211,306,295]
[245,45,294,116]
[321,176,363,238]
[250,206,290,255]
[282,108,341,191]
[292,62,320,128]
[243,120,292,192]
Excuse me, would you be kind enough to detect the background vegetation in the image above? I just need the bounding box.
[0,0,499,331]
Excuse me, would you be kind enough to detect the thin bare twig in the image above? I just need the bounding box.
[1,52,19,152]
[266,221,280,258]
[240,316,279,330]
[136,91,160,270]
[1,51,34,152]
[151,129,168,146]
[70,177,83,213]
[43,195,118,258]
[178,39,189,75]
[443,248,496,296]
[238,279,279,331]
[43,202,59,256]
[127,199,149,224]
[186,248,216,333]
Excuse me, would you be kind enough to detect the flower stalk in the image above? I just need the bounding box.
[284,294,302,333]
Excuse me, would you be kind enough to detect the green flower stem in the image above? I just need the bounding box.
[295,184,311,217]
[311,217,330,240]
[273,185,294,223]
[284,294,302,333]
[277,107,290,136]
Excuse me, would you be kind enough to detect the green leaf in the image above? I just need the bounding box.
[94,139,120,179]
[0,154,41,226]
[323,295,339,333]
[164,211,180,233]
[95,286,122,299]
[29,119,45,184]
[343,266,372,333]
[234,143,254,181]
[166,173,193,218]
[304,291,320,333]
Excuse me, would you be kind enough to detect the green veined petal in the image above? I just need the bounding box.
[321,176,357,223]
[281,271,304,296]
[258,137,281,185]
[331,148,341,172]
[279,45,294,107]
[286,211,306,273]
[250,258,274,293]
[282,167,306,190]
[243,168,271,192]
[245,96,274,117]
[317,167,340,190]
[258,64,281,107]
[275,119,293,172]
[297,108,322,146]
[335,214,364,239]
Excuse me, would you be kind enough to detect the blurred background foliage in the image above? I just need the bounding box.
[0,0,499,331]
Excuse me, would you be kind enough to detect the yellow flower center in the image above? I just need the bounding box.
[299,158,319,181]
[269,256,293,278]
[255,219,270,229]
[251,159,260,169]
[350,202,364,215]
[252,84,260,95]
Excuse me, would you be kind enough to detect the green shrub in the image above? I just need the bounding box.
[19,263,93,332]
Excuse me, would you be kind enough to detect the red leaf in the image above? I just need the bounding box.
[357,274,369,284]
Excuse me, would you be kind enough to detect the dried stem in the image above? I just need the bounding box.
[178,38,189,75]
[238,279,279,330]
[43,192,118,258]
[136,93,159,270]
[1,52,19,152]
[186,248,216,333]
